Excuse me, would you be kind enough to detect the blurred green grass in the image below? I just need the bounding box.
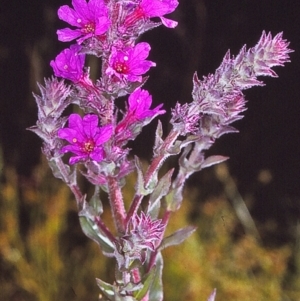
[1,156,300,301]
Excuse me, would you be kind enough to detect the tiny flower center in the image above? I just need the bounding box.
[82,140,95,153]
[82,22,95,34]
[113,61,129,74]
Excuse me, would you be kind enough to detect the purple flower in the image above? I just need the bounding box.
[106,42,156,83]
[50,45,85,82]
[140,0,179,28]
[58,113,113,164]
[124,0,179,28]
[56,0,110,44]
[115,88,165,135]
[128,88,165,120]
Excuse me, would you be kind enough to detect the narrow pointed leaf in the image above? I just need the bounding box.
[159,226,196,250]
[148,252,164,301]
[201,155,229,169]
[90,186,103,215]
[134,156,152,196]
[79,214,115,254]
[147,169,174,218]
[134,266,156,301]
[96,278,116,300]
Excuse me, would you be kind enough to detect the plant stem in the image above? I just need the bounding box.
[107,176,126,233]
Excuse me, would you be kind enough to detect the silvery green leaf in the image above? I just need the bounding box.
[148,252,163,301]
[153,121,164,156]
[133,267,156,301]
[159,226,196,251]
[134,156,152,196]
[178,143,193,169]
[79,215,115,255]
[90,186,103,216]
[167,140,182,155]
[201,155,229,169]
[48,157,71,183]
[96,278,116,300]
[27,126,49,142]
[147,169,174,219]
[216,125,238,138]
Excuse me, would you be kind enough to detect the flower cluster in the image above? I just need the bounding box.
[29,0,292,300]
[114,212,165,269]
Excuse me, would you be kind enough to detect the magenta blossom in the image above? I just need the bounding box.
[124,0,178,28]
[127,88,165,120]
[140,0,178,28]
[115,88,165,135]
[50,45,85,82]
[58,114,113,164]
[56,0,110,44]
[106,42,155,83]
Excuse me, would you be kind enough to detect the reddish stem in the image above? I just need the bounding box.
[107,176,126,233]
[95,216,117,244]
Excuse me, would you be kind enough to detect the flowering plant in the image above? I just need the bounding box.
[29,0,292,300]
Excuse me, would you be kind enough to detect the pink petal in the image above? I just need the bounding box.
[57,28,82,42]
[72,0,89,19]
[160,16,178,28]
[58,5,80,27]
[94,16,111,35]
[82,114,99,137]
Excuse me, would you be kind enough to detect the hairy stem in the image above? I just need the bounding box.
[107,176,126,233]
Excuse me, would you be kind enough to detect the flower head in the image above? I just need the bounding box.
[125,212,165,251]
[50,45,85,82]
[124,0,179,28]
[140,0,179,28]
[192,31,293,129]
[171,102,200,135]
[57,0,110,44]
[106,42,155,83]
[58,113,113,164]
[128,88,165,120]
[115,88,165,140]
[114,212,165,269]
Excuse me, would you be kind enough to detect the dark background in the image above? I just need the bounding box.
[1,0,300,245]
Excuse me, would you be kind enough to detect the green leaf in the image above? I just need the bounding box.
[134,156,152,196]
[90,186,103,216]
[147,169,174,219]
[159,226,196,251]
[148,252,164,301]
[96,278,116,300]
[153,121,164,156]
[133,267,156,301]
[79,215,115,255]
[201,155,229,169]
